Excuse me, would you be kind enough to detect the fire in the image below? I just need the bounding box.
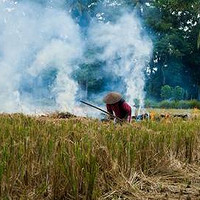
[193,107,199,118]
[193,107,199,114]
[150,111,155,120]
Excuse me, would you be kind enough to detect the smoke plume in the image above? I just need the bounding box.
[89,13,152,108]
[0,0,83,113]
[0,0,152,115]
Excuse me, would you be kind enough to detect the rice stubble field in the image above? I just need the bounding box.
[0,109,199,199]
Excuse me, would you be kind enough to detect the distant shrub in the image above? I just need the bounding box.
[144,99,158,108]
[185,100,200,109]
[159,100,176,108]
[158,100,200,109]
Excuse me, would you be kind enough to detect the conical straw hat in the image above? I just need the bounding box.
[103,92,122,104]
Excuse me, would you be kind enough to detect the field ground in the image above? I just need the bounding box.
[0,109,199,199]
[147,108,199,115]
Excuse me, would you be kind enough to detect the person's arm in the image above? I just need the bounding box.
[122,102,132,123]
[106,104,113,115]
[106,104,115,120]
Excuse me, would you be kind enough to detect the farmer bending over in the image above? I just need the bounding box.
[103,92,132,123]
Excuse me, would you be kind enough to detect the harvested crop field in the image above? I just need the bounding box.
[0,109,199,199]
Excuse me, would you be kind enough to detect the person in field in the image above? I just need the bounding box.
[103,92,132,123]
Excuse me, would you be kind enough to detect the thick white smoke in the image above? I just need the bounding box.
[0,0,152,115]
[89,13,152,108]
[0,0,83,113]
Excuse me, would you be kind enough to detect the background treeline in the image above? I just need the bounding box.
[30,0,200,102]
[142,0,200,101]
[69,0,200,101]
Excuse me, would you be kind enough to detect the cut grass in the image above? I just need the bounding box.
[0,111,199,199]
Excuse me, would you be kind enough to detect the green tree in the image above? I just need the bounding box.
[173,86,185,101]
[73,62,105,98]
[144,0,200,100]
[161,85,173,100]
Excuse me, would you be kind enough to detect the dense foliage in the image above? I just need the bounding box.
[144,0,200,100]
[25,0,200,101]
[68,0,200,100]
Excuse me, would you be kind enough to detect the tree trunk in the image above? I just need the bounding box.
[198,85,200,100]
[161,65,166,85]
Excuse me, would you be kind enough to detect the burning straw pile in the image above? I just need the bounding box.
[0,112,199,199]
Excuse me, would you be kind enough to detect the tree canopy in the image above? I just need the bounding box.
[143,0,200,100]
[27,0,200,101]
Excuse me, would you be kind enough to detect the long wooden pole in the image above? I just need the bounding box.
[80,100,124,122]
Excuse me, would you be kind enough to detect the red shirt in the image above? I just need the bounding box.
[106,101,132,122]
